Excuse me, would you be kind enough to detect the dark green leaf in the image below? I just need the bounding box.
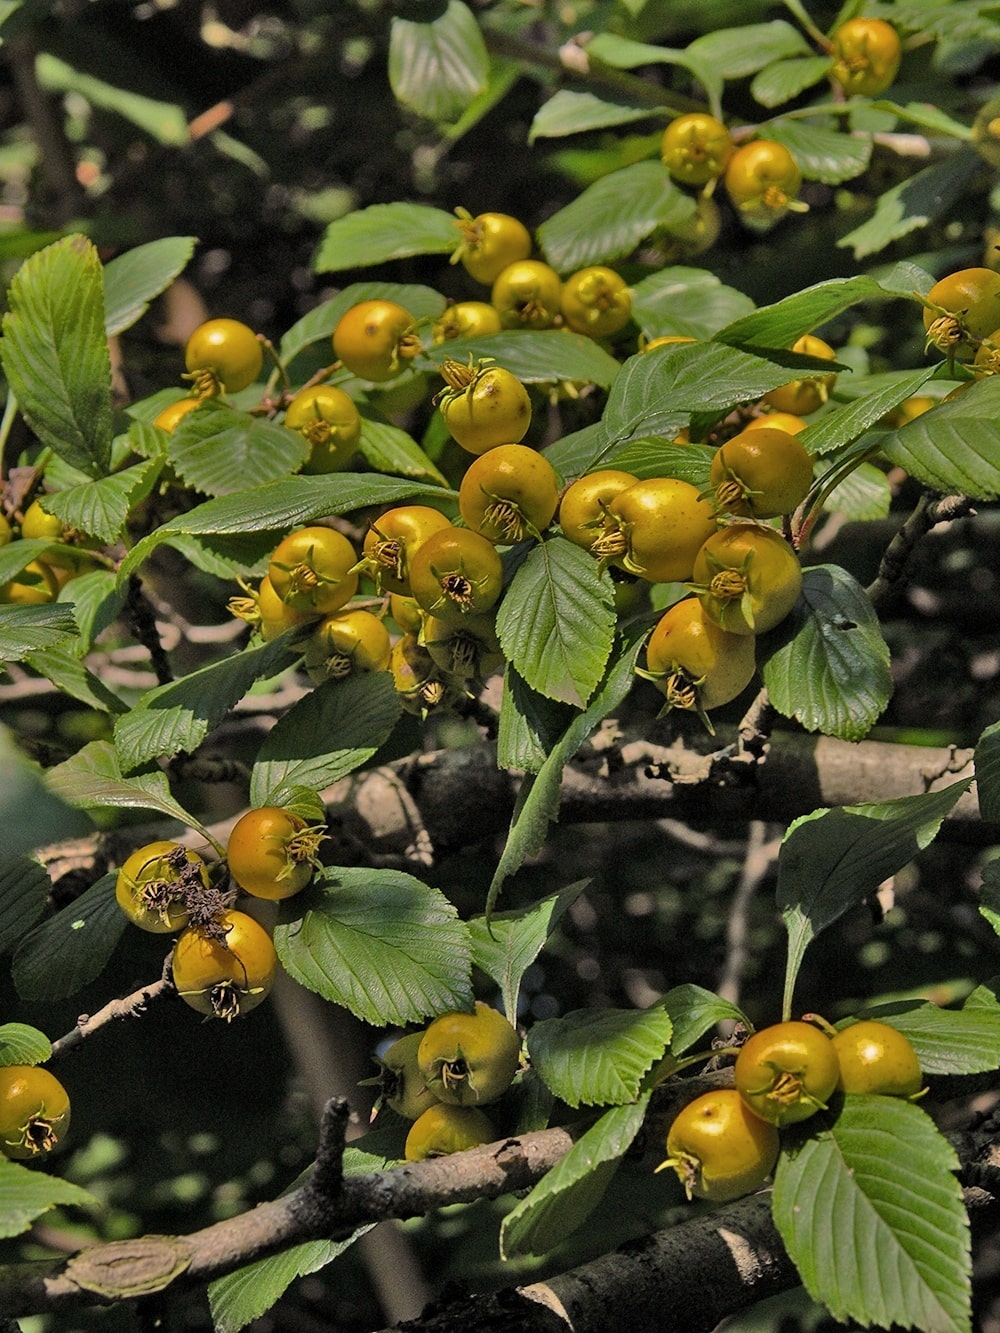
[772,1097,970,1333]
[820,460,891,521]
[879,376,1000,499]
[0,1157,96,1239]
[468,882,588,1023]
[496,666,577,774]
[496,539,616,708]
[250,673,402,807]
[976,719,1000,824]
[0,727,92,857]
[314,203,457,274]
[799,366,937,456]
[760,564,893,741]
[388,1,488,124]
[12,874,126,1001]
[777,781,972,1016]
[537,161,696,273]
[659,984,749,1056]
[606,439,712,486]
[0,858,50,955]
[500,1097,650,1259]
[838,149,982,259]
[103,237,197,337]
[487,621,648,912]
[1,236,114,478]
[274,867,473,1027]
[113,637,299,772]
[359,415,448,486]
[582,32,720,107]
[527,1007,672,1108]
[25,646,128,715]
[715,274,903,350]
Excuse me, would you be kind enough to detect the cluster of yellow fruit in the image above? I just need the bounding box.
[0,498,95,604]
[370,1001,521,1162]
[659,1017,923,1204]
[659,18,902,236]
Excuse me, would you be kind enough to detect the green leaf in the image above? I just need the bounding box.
[38,457,162,543]
[528,89,658,144]
[45,740,214,838]
[630,267,755,340]
[597,342,796,454]
[606,439,712,486]
[583,32,720,106]
[113,637,299,772]
[249,674,402,807]
[879,376,1000,499]
[359,414,448,486]
[528,1007,672,1108]
[12,874,126,1002]
[314,203,457,274]
[659,984,749,1056]
[799,366,937,456]
[838,148,983,259]
[715,273,903,350]
[103,237,197,338]
[36,52,188,145]
[0,1156,96,1239]
[0,726,93,857]
[975,718,1000,824]
[51,569,125,655]
[750,55,832,108]
[772,1097,971,1333]
[767,118,873,184]
[0,1023,51,1067]
[759,564,893,741]
[776,781,972,1017]
[855,1001,1000,1077]
[25,646,127,715]
[0,602,78,663]
[687,20,811,78]
[467,883,588,1025]
[168,403,308,497]
[422,330,620,388]
[117,474,454,582]
[980,861,1000,938]
[388,1,488,124]
[496,539,616,708]
[209,1237,371,1333]
[487,621,648,913]
[500,1096,650,1259]
[0,234,114,478]
[274,867,473,1027]
[819,460,891,521]
[0,857,50,955]
[537,161,696,273]
[872,98,975,142]
[496,666,577,774]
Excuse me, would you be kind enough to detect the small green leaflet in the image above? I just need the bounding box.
[0,602,78,664]
[767,118,872,184]
[630,266,755,340]
[36,457,163,544]
[773,1097,971,1333]
[314,202,457,274]
[0,1023,51,1067]
[838,148,982,259]
[103,236,197,337]
[167,403,309,496]
[422,330,620,388]
[528,90,658,144]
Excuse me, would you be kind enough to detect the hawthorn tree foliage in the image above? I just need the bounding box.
[1,1,1000,1330]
